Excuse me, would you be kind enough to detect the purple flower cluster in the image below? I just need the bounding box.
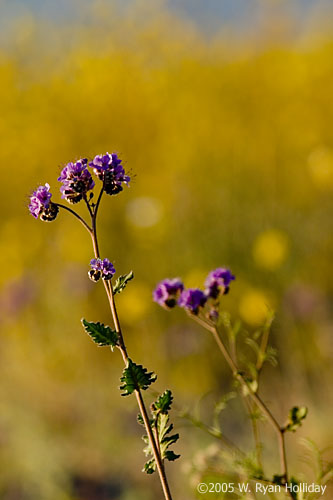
[58,158,95,204]
[153,267,235,316]
[29,152,131,221]
[205,268,235,299]
[88,258,116,282]
[178,288,207,314]
[28,184,59,221]
[153,278,184,309]
[89,153,130,196]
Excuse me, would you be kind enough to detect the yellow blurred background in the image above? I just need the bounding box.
[0,1,332,498]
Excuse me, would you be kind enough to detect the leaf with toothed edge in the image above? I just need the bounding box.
[141,390,180,474]
[113,271,134,295]
[81,319,118,349]
[152,390,173,414]
[120,359,157,396]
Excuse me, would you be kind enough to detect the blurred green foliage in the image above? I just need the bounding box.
[0,1,332,499]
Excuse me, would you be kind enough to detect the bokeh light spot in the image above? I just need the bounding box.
[239,289,272,326]
[126,197,162,228]
[252,229,289,270]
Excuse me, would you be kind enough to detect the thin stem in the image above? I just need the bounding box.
[55,203,92,233]
[251,402,263,469]
[83,193,93,219]
[256,325,270,376]
[94,185,104,219]
[183,413,245,457]
[135,391,173,500]
[230,332,263,469]
[153,419,162,459]
[89,205,173,500]
[191,314,289,485]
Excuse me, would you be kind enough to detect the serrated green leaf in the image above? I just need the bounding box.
[137,413,154,427]
[152,390,173,414]
[142,412,180,474]
[120,359,157,396]
[164,450,179,461]
[137,414,144,426]
[143,458,155,474]
[81,319,118,349]
[113,271,134,295]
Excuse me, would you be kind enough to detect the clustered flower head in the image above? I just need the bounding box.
[89,153,130,195]
[28,183,59,221]
[204,268,235,299]
[29,152,130,221]
[58,158,95,204]
[153,267,235,318]
[153,278,184,309]
[88,258,116,282]
[178,288,207,314]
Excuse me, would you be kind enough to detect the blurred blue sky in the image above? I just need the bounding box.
[0,0,331,31]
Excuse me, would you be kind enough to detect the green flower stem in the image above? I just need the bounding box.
[58,195,174,500]
[89,194,174,500]
[190,314,291,495]
[230,331,263,470]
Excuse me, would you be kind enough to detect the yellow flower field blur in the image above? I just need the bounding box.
[0,1,332,498]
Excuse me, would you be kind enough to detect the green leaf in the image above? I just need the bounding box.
[120,359,157,396]
[164,450,179,461]
[143,459,155,474]
[81,319,118,349]
[152,390,173,414]
[137,413,154,427]
[113,271,134,295]
[142,412,180,474]
[137,414,144,426]
[284,406,308,432]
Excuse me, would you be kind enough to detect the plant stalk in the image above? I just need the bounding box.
[58,195,174,500]
[191,314,289,486]
[89,192,174,500]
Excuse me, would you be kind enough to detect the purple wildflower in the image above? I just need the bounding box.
[58,158,94,204]
[89,152,130,196]
[153,278,184,309]
[100,258,116,280]
[89,258,115,282]
[205,268,235,299]
[29,184,59,221]
[178,288,207,314]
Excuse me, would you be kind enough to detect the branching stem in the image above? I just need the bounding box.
[55,203,92,233]
[190,314,290,490]
[57,192,174,500]
[89,191,173,500]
